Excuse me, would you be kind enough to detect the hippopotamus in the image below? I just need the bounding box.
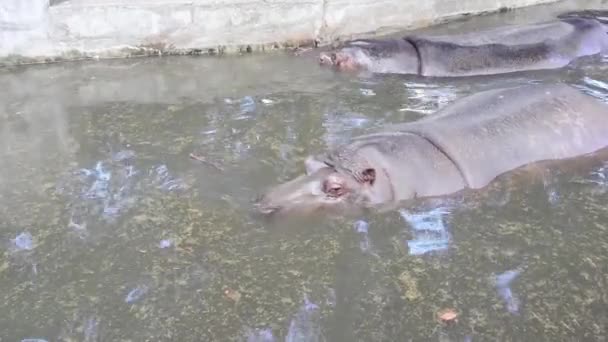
[318,13,608,77]
[256,84,608,217]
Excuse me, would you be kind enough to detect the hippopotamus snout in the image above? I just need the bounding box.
[319,52,336,66]
[318,49,363,71]
[254,192,291,217]
[255,166,366,218]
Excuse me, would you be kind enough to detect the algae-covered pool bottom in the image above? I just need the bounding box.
[2,6,608,342]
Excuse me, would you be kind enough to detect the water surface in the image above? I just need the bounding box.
[2,4,608,341]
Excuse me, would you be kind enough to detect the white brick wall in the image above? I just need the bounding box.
[0,0,582,63]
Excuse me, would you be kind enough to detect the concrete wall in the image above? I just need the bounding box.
[0,0,566,65]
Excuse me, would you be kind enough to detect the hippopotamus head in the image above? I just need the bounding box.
[318,38,419,74]
[319,46,373,71]
[255,156,385,218]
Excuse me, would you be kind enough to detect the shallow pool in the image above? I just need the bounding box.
[2,4,608,341]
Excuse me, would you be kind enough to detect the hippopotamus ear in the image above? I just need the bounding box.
[361,168,376,185]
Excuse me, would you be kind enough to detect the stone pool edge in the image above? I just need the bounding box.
[1,0,561,67]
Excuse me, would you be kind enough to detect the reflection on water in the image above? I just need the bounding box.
[400,207,452,256]
[12,232,34,251]
[285,296,325,342]
[494,268,523,315]
[2,4,608,341]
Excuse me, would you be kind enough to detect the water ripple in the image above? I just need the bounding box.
[575,77,608,103]
[322,112,373,146]
[400,83,460,115]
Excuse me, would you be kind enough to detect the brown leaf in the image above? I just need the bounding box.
[437,308,458,324]
[223,287,241,303]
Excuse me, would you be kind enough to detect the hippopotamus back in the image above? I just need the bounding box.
[394,84,608,189]
[407,18,607,77]
[421,20,574,46]
[319,17,608,77]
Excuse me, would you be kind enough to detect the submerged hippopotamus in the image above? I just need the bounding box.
[256,84,608,217]
[319,13,608,77]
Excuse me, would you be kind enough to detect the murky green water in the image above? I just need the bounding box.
[2,4,608,342]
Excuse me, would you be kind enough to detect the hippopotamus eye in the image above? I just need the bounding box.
[323,181,345,198]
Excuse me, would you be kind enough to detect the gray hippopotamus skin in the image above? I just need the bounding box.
[319,15,608,77]
[256,84,608,217]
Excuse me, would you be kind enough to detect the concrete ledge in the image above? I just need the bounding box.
[0,0,584,66]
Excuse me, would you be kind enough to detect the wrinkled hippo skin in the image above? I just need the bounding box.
[319,12,608,77]
[256,84,608,217]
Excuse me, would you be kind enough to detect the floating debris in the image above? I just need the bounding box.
[125,284,149,304]
[13,232,34,251]
[189,153,224,171]
[261,98,275,105]
[223,287,242,303]
[359,88,376,96]
[437,308,459,324]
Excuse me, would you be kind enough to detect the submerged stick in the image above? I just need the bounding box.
[189,153,224,172]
